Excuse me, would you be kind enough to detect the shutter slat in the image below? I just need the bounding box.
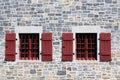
[5,33,16,61]
[100,33,111,61]
[42,33,52,61]
[62,33,73,61]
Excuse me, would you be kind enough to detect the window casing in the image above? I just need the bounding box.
[15,26,42,61]
[72,26,102,61]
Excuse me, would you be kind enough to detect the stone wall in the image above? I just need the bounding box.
[0,0,120,80]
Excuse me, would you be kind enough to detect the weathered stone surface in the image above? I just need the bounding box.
[105,0,112,3]
[57,71,66,75]
[30,69,36,74]
[0,27,3,31]
[0,0,120,80]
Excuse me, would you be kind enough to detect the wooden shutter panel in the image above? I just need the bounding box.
[100,33,111,61]
[42,33,52,61]
[62,33,73,61]
[5,33,16,61]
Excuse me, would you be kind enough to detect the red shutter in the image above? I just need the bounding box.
[42,33,52,61]
[62,33,73,61]
[5,33,16,61]
[100,33,111,61]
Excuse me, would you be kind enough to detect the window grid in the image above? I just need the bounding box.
[76,33,97,60]
[19,34,39,60]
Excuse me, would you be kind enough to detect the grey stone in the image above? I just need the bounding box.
[76,6,80,10]
[96,75,101,78]
[57,70,66,75]
[0,17,4,20]
[48,14,54,16]
[81,0,87,3]
[53,42,59,45]
[115,75,120,78]
[9,66,14,69]
[0,27,3,31]
[105,0,112,3]
[114,26,118,30]
[99,12,104,14]
[30,69,36,74]
[112,8,117,12]
[81,6,86,10]
[88,14,94,17]
[7,77,14,79]
[97,0,102,2]
[45,8,50,13]
[40,77,45,80]
[95,15,98,17]
[56,14,62,16]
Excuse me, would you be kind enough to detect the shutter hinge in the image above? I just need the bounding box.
[98,53,100,55]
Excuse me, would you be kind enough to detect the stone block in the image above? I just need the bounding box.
[30,69,36,74]
[57,71,66,75]
[105,0,112,3]
[0,27,3,31]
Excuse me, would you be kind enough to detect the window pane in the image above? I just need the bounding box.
[19,33,39,60]
[76,33,97,60]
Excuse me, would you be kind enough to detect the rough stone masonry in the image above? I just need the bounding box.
[0,0,120,80]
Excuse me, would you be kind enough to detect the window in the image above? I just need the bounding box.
[76,33,97,60]
[19,33,39,60]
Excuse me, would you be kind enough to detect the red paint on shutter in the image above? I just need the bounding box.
[62,33,73,61]
[5,33,16,61]
[42,33,52,61]
[100,33,111,61]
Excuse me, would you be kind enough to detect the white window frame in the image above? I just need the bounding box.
[15,26,42,62]
[72,26,102,61]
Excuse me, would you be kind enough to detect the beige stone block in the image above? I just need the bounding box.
[31,0,38,4]
[67,74,71,78]
[106,66,111,70]
[24,70,29,74]
[88,0,93,3]
[76,2,82,6]
[37,71,42,76]
[67,67,71,71]
[92,11,98,14]
[112,53,116,57]
[75,18,80,22]
[62,66,66,70]
[102,76,111,79]
[69,72,76,77]
[97,22,104,25]
[4,26,9,30]
[115,53,120,57]
[114,18,119,23]
[21,7,25,11]
[51,9,56,13]
[37,69,42,71]
[42,0,48,2]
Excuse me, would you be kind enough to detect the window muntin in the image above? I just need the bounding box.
[19,33,39,60]
[76,33,97,60]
